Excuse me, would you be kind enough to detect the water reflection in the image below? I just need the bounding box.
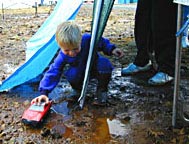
[51,101,69,116]
[7,78,130,142]
[107,118,129,137]
[93,117,129,142]
[93,117,111,142]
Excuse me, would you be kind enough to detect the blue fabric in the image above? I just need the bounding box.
[118,0,137,4]
[182,6,189,36]
[0,0,83,92]
[39,33,115,95]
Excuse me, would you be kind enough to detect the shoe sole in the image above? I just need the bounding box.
[148,79,173,86]
[92,100,107,106]
[121,69,151,76]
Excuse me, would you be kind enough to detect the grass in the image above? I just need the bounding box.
[0,5,54,15]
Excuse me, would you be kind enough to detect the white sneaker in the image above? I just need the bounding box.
[122,63,151,75]
[148,72,173,85]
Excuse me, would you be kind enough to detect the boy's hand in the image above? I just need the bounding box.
[31,95,49,105]
[112,48,124,58]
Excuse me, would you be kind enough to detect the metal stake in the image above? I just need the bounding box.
[172,4,183,127]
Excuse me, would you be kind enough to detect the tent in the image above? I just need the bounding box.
[0,0,131,103]
[0,0,83,92]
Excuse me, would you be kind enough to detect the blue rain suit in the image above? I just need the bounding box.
[39,33,116,95]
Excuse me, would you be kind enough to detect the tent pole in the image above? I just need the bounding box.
[2,3,4,20]
[78,0,103,109]
[172,4,182,127]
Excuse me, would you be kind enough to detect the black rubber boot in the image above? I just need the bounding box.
[66,89,80,102]
[92,73,111,106]
[93,89,107,106]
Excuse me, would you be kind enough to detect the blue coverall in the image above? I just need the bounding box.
[39,33,116,95]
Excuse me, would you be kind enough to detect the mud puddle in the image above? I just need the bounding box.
[1,4,189,143]
[1,63,189,143]
[1,65,185,143]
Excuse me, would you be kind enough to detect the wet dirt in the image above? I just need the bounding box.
[0,3,189,144]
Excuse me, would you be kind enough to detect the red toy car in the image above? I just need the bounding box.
[22,102,52,127]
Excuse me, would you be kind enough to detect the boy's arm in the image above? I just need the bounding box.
[83,33,123,57]
[39,51,66,96]
[97,37,116,56]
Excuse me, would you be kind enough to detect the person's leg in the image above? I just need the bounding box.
[134,0,151,66]
[96,56,113,90]
[51,67,83,101]
[93,56,113,105]
[148,0,177,85]
[64,67,84,90]
[122,0,152,75]
[152,0,177,76]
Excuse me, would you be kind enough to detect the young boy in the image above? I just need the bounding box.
[31,21,123,106]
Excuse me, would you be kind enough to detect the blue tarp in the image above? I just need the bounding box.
[0,0,83,92]
[118,0,137,4]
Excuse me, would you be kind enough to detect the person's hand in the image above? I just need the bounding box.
[31,95,49,105]
[112,48,124,58]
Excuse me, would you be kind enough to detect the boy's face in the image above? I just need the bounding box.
[59,42,81,57]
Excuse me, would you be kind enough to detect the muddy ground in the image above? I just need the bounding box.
[0,3,189,144]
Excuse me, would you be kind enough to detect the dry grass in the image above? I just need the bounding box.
[0,5,54,15]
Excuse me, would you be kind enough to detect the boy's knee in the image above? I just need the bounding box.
[65,69,83,90]
[97,57,113,73]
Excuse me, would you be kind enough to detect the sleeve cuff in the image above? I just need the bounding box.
[110,45,116,55]
[40,90,49,96]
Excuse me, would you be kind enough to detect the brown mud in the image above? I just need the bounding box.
[0,3,189,144]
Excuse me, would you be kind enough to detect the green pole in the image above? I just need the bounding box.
[78,0,103,109]
[78,0,115,109]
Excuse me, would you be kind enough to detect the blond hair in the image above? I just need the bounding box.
[56,21,82,48]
